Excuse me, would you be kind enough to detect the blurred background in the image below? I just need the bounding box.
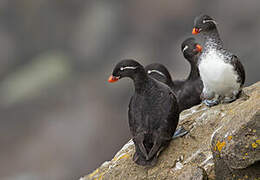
[0,0,259,179]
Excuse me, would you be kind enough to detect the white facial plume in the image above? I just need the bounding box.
[182,45,189,52]
[202,19,217,25]
[147,70,166,77]
[120,66,137,71]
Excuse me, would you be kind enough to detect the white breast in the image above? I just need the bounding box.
[199,49,240,96]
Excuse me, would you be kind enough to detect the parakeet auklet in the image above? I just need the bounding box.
[144,64,189,138]
[192,14,245,107]
[144,38,203,112]
[108,59,179,166]
[145,63,174,89]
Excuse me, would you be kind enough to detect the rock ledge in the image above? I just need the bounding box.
[81,82,260,180]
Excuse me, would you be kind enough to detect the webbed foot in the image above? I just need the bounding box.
[172,126,188,139]
[222,96,237,104]
[203,99,219,107]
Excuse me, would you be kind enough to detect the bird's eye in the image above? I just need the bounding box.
[120,67,124,71]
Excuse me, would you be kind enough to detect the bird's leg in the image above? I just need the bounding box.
[222,90,240,103]
[200,87,214,100]
[222,96,236,103]
[203,94,220,107]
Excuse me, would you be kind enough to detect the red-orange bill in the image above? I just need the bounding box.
[192,28,200,35]
[196,44,202,52]
[108,75,119,83]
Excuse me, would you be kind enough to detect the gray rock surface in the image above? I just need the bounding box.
[177,166,208,180]
[211,83,260,179]
[80,82,260,180]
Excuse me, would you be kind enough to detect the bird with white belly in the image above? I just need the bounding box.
[192,14,245,107]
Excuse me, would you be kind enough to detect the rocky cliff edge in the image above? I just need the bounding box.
[81,82,260,180]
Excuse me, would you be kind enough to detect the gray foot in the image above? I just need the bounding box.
[222,96,237,104]
[203,99,219,107]
[172,126,188,139]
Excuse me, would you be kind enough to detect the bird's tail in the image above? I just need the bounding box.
[133,133,171,166]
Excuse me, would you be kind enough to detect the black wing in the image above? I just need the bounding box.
[128,83,179,166]
[128,95,150,160]
[177,79,203,112]
[230,55,245,86]
[144,88,179,160]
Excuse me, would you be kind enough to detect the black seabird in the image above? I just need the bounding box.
[144,38,203,112]
[108,59,179,166]
[192,14,245,107]
[144,64,188,139]
[145,63,174,89]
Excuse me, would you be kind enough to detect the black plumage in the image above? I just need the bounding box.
[144,38,203,112]
[192,14,245,106]
[230,55,245,86]
[108,59,179,166]
[145,63,174,89]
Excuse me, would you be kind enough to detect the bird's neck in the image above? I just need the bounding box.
[187,60,200,80]
[167,79,175,89]
[202,29,223,50]
[133,72,149,94]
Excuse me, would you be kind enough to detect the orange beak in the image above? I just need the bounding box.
[192,28,200,35]
[196,44,202,52]
[108,75,119,83]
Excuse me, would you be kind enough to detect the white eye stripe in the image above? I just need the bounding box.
[182,45,189,52]
[120,66,137,71]
[147,70,166,77]
[203,19,217,25]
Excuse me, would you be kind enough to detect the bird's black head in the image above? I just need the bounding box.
[144,63,172,85]
[181,37,202,61]
[192,14,217,35]
[108,59,144,83]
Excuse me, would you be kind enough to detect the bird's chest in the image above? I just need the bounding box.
[199,50,238,92]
